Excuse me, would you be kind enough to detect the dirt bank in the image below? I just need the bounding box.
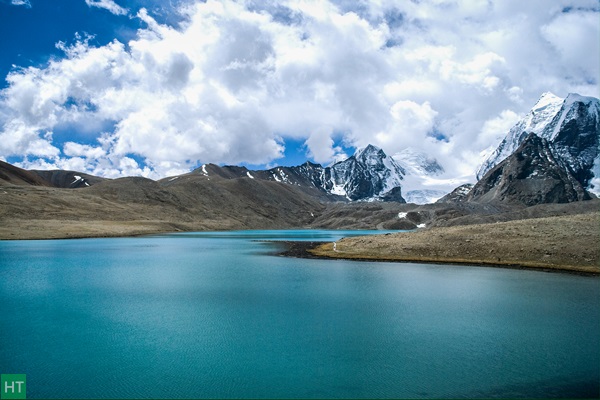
[308,212,600,275]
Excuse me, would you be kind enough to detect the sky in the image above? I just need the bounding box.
[0,0,598,182]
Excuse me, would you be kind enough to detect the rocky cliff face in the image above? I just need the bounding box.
[468,133,591,206]
[549,95,600,189]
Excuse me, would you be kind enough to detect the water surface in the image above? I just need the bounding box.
[0,230,598,398]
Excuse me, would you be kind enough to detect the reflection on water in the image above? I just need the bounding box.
[0,230,598,399]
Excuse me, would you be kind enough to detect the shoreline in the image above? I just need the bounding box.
[275,240,600,276]
[2,212,598,277]
[0,219,228,241]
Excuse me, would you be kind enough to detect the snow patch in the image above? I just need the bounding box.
[404,189,446,204]
[72,175,82,184]
[278,169,290,183]
[169,176,179,181]
[398,212,407,219]
[246,171,255,179]
[417,223,426,228]
[330,183,347,197]
[201,164,208,176]
[589,153,600,196]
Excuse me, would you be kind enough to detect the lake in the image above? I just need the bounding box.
[0,230,598,399]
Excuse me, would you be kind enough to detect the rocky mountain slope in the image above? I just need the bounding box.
[467,133,591,206]
[478,92,600,194]
[32,170,106,188]
[437,184,474,204]
[266,144,407,201]
[0,160,51,187]
[252,144,447,204]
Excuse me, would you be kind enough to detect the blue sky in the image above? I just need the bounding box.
[0,0,598,181]
[1,1,147,81]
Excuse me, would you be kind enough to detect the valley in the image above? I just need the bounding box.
[0,92,598,274]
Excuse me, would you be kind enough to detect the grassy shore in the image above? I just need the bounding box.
[309,212,600,275]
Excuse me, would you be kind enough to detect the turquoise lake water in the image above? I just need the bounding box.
[0,230,598,399]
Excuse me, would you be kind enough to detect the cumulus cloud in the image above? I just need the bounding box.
[85,0,128,16]
[0,0,598,180]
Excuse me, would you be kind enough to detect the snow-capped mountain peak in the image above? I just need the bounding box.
[326,145,406,201]
[477,92,600,194]
[477,93,564,180]
[354,144,382,162]
[534,91,562,109]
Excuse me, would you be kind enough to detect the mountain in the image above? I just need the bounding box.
[186,144,407,202]
[2,155,598,240]
[548,94,600,190]
[32,170,106,188]
[436,184,473,204]
[478,92,600,194]
[0,160,51,187]
[0,145,410,204]
[0,161,106,189]
[468,133,591,206]
[0,159,414,239]
[322,144,406,201]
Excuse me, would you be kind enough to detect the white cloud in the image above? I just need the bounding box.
[477,109,520,148]
[84,0,128,16]
[372,100,438,154]
[0,0,598,180]
[541,9,600,82]
[305,126,347,164]
[10,0,31,7]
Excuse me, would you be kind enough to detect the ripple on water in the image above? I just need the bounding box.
[0,231,598,399]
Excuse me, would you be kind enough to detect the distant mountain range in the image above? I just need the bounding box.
[1,91,599,239]
[1,91,598,217]
[184,144,407,202]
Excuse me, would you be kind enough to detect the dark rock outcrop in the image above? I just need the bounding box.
[437,184,474,204]
[468,133,591,206]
